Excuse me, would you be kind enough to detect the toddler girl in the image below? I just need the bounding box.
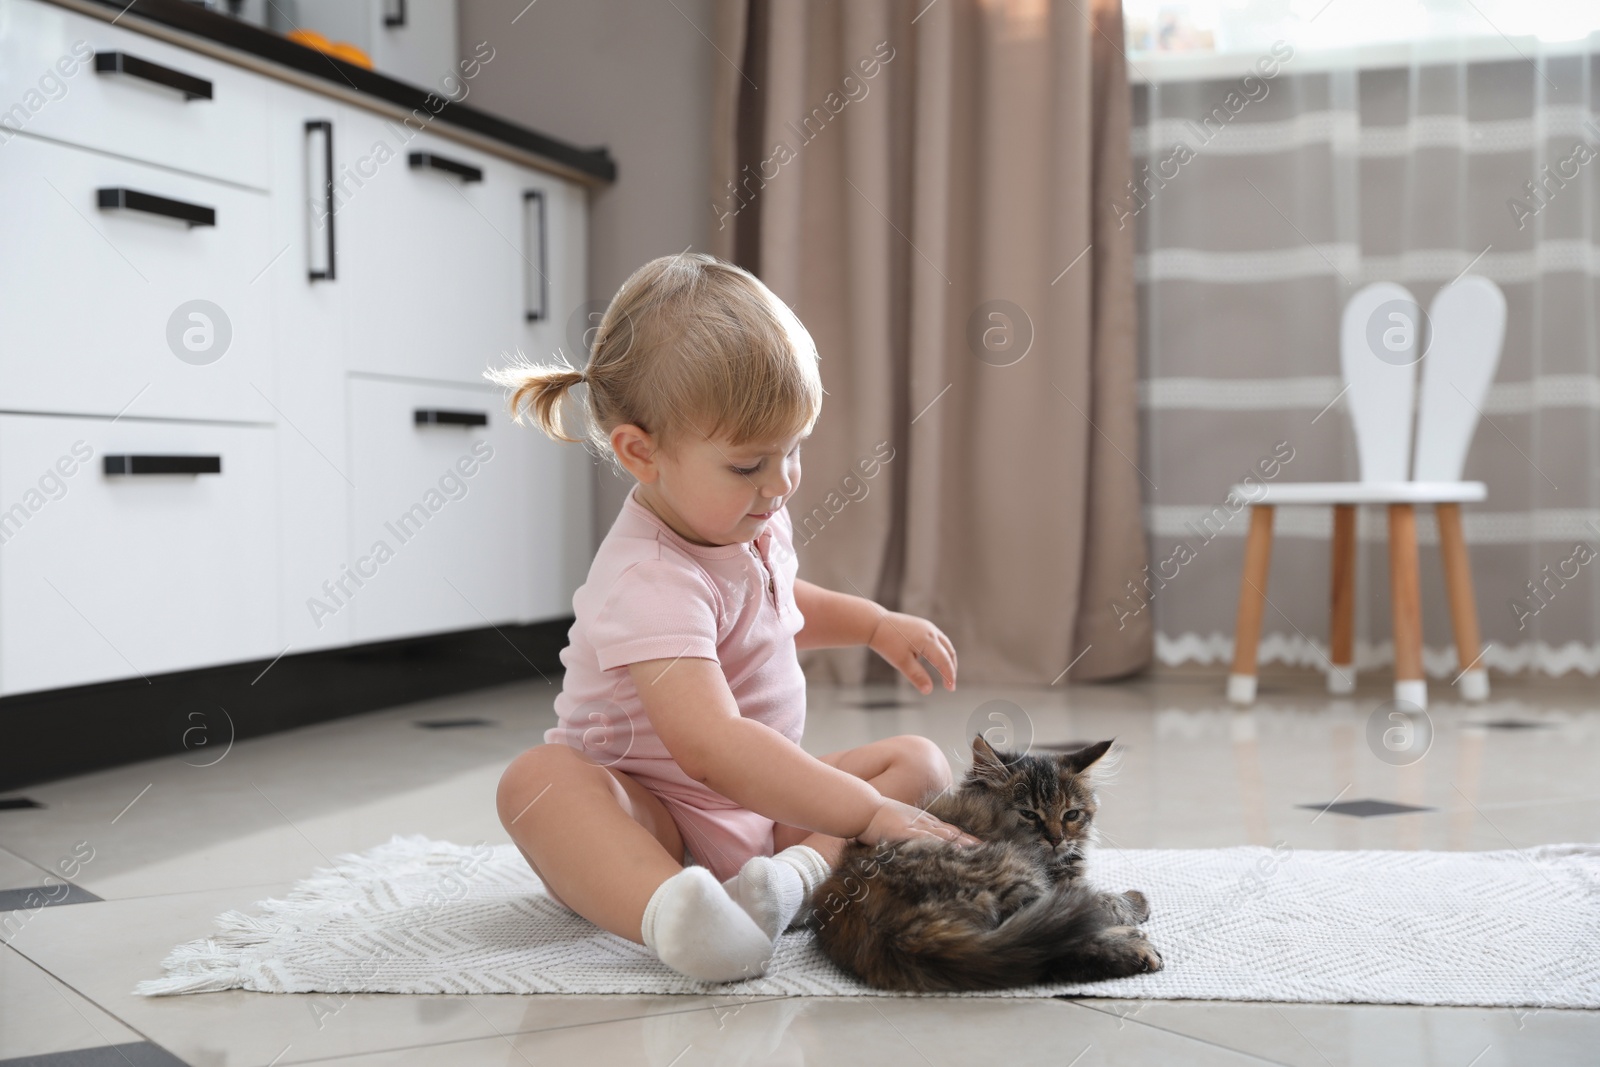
[489,252,974,983]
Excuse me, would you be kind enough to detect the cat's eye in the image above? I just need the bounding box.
[1064,809,1082,822]
[1019,810,1042,823]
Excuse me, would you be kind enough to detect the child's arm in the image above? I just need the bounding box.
[627,656,977,846]
[792,578,957,694]
[791,579,878,649]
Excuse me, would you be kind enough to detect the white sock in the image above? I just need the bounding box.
[640,866,775,983]
[722,844,831,938]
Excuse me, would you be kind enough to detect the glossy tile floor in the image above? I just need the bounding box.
[2,671,1597,1066]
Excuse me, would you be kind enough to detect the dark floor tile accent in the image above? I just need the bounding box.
[413,718,499,729]
[1298,799,1436,818]
[0,797,45,811]
[0,883,103,910]
[0,1043,189,1066]
[1473,719,1556,730]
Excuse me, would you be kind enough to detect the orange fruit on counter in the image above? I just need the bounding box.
[324,42,374,69]
[286,28,331,50]
[285,29,374,70]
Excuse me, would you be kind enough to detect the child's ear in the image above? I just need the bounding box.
[1061,739,1114,774]
[969,735,1012,786]
[610,423,661,483]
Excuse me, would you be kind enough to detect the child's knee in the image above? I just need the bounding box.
[894,734,952,791]
[496,743,586,829]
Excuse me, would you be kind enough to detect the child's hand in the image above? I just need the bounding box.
[868,611,956,694]
[860,798,980,848]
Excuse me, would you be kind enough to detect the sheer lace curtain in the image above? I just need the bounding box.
[1133,36,1600,681]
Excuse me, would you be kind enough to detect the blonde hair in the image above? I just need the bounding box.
[486,252,823,474]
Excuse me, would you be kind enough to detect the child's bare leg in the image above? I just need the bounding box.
[771,734,953,863]
[496,743,683,942]
[498,743,775,981]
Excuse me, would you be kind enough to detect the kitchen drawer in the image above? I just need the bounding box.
[342,377,526,644]
[0,133,274,422]
[0,0,269,188]
[0,414,278,696]
[336,115,523,383]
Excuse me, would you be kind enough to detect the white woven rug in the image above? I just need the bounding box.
[134,834,1600,1006]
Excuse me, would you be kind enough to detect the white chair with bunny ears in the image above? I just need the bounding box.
[1225,275,1506,709]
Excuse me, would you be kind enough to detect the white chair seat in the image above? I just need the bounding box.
[1228,481,1486,505]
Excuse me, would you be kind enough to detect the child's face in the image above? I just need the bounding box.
[636,427,807,547]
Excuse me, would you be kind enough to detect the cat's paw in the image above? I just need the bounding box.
[1095,889,1150,925]
[1096,926,1164,977]
[1128,935,1163,973]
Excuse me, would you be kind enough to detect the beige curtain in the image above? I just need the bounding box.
[711,0,1148,686]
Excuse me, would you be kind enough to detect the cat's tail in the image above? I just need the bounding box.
[877,882,1132,992]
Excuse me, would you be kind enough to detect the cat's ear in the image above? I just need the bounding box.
[1062,739,1114,774]
[968,735,1012,787]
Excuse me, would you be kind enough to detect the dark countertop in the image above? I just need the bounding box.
[69,0,616,184]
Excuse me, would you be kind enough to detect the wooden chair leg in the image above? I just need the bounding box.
[1329,504,1357,694]
[1228,505,1275,704]
[1437,502,1489,701]
[1387,503,1427,709]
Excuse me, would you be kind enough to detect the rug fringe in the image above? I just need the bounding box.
[132,907,290,996]
[133,834,464,997]
[132,941,248,996]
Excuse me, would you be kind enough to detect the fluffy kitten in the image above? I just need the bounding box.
[809,736,1160,992]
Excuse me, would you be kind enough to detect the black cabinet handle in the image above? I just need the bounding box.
[409,152,482,183]
[306,120,336,281]
[94,51,213,101]
[415,409,488,427]
[97,188,215,228]
[104,455,222,475]
[524,190,547,322]
[384,0,407,26]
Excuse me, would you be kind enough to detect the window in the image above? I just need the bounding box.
[1123,0,1600,81]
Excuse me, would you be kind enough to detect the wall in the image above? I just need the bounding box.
[458,0,718,537]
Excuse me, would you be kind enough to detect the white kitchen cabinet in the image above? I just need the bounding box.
[517,174,575,361]
[265,85,354,653]
[335,111,524,385]
[0,0,599,701]
[516,177,593,622]
[0,132,275,424]
[0,0,270,188]
[342,376,526,644]
[0,414,279,696]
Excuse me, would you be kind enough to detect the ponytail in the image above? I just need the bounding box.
[484,354,587,444]
[485,252,822,477]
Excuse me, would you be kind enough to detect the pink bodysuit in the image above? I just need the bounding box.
[545,483,807,882]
